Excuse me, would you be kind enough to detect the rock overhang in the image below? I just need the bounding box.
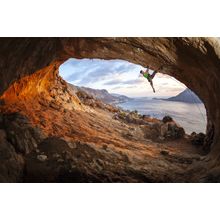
[0,37,220,160]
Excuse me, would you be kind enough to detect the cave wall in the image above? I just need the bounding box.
[0,37,220,160]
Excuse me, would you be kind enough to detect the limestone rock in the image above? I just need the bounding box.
[2,113,45,154]
[24,138,159,183]
[162,115,173,123]
[190,132,206,146]
[37,155,48,162]
[160,121,185,139]
[0,37,220,182]
[0,129,24,182]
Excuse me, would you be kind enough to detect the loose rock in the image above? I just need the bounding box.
[37,154,48,162]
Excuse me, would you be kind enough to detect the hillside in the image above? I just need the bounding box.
[166,88,202,103]
[69,84,131,104]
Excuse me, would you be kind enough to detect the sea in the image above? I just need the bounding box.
[116,97,207,134]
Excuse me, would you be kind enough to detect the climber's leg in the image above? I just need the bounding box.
[151,66,164,79]
[150,82,156,93]
[151,70,158,79]
[148,78,155,93]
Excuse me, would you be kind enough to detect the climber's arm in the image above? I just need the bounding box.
[146,66,150,72]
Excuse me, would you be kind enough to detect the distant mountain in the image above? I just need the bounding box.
[68,84,131,104]
[110,93,133,103]
[165,88,202,103]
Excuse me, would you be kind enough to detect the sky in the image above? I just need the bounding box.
[59,58,186,98]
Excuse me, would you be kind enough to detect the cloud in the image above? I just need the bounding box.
[103,79,124,85]
[103,77,145,86]
[111,85,124,90]
[60,58,141,86]
[59,58,184,97]
[122,78,144,85]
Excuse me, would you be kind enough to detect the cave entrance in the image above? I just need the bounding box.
[59,58,207,136]
[1,38,219,182]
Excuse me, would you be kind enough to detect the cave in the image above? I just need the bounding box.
[0,37,220,182]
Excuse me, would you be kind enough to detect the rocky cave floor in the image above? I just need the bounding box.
[0,69,210,183]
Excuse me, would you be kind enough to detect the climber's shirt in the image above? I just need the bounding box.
[143,72,150,79]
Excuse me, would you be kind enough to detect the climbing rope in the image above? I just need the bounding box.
[139,67,206,121]
[185,88,207,122]
[170,76,206,122]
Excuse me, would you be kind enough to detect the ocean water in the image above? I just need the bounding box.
[117,98,207,134]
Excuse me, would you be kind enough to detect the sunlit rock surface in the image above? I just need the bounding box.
[0,37,220,182]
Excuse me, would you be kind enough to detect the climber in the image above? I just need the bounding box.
[140,66,162,93]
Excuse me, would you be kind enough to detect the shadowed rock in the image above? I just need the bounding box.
[0,37,220,182]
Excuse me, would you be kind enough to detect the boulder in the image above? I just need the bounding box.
[2,113,46,154]
[143,119,185,141]
[190,132,206,146]
[160,123,169,136]
[160,121,185,140]
[142,125,160,141]
[37,154,48,162]
[0,129,24,182]
[114,111,149,125]
[162,115,173,123]
[37,137,70,155]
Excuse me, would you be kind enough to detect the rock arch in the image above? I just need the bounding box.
[0,37,220,181]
